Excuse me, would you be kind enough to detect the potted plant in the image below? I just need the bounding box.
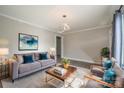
[101,47,110,61]
[61,58,70,69]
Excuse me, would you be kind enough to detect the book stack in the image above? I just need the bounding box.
[54,67,67,76]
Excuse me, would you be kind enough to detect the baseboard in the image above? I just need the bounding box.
[63,57,95,63]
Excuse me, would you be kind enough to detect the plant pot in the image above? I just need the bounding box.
[102,57,108,62]
[63,64,69,69]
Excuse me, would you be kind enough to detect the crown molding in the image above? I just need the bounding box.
[0,13,58,33]
[0,13,112,35]
[63,24,112,35]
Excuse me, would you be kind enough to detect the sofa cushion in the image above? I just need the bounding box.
[19,61,41,74]
[23,55,33,64]
[38,59,56,67]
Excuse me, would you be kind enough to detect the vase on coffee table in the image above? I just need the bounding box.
[61,58,70,69]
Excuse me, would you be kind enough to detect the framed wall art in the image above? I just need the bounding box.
[18,33,38,50]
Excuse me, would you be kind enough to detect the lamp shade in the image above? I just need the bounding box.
[50,48,55,52]
[49,48,56,55]
[0,48,9,55]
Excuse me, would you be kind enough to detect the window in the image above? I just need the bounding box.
[121,13,124,68]
[112,11,124,69]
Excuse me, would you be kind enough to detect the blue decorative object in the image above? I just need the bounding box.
[19,33,38,50]
[103,60,112,70]
[23,55,34,64]
[102,68,116,88]
[39,53,48,60]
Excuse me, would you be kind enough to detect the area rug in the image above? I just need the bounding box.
[1,66,90,88]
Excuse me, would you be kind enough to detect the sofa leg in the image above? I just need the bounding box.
[12,80,14,83]
[55,64,57,66]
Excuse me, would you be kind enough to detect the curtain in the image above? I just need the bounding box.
[122,14,124,67]
[112,11,123,66]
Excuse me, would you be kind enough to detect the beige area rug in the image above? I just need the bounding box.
[1,66,90,88]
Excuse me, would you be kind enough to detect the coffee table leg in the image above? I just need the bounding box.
[64,81,66,87]
[64,80,68,88]
[45,74,47,84]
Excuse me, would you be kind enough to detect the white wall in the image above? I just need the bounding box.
[63,27,110,63]
[0,15,61,57]
[108,28,112,51]
[0,14,111,62]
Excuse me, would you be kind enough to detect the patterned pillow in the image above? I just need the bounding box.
[34,53,40,61]
[103,60,112,70]
[15,54,24,64]
[111,57,117,67]
[102,68,116,87]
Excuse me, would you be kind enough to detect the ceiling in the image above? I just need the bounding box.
[0,5,120,33]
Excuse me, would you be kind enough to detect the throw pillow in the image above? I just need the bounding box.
[102,68,116,87]
[15,54,24,64]
[23,55,33,64]
[34,53,40,61]
[103,60,112,70]
[39,52,48,60]
[111,57,117,67]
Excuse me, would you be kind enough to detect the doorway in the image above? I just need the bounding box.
[56,36,62,61]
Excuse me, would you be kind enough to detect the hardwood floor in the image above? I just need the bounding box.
[70,59,91,69]
[57,58,91,69]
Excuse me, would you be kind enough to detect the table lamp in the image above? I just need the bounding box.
[0,48,9,63]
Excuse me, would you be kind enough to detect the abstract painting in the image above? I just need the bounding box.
[19,33,38,50]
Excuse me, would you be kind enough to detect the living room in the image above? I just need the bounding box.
[0,4,124,89]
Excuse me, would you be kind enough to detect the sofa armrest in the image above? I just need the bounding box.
[90,63,102,70]
[84,74,116,88]
[90,64,104,78]
[91,65,104,70]
[9,60,19,80]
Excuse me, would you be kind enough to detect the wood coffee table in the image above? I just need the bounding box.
[45,65,77,87]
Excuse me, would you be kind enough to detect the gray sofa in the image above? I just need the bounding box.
[9,52,57,82]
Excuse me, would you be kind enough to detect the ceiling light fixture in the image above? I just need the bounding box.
[59,14,70,33]
[62,14,67,18]
[63,23,70,31]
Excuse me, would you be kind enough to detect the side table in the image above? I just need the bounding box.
[0,62,9,80]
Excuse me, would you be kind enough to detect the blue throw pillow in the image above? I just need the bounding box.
[39,52,48,60]
[102,68,116,88]
[103,60,112,70]
[23,55,33,64]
